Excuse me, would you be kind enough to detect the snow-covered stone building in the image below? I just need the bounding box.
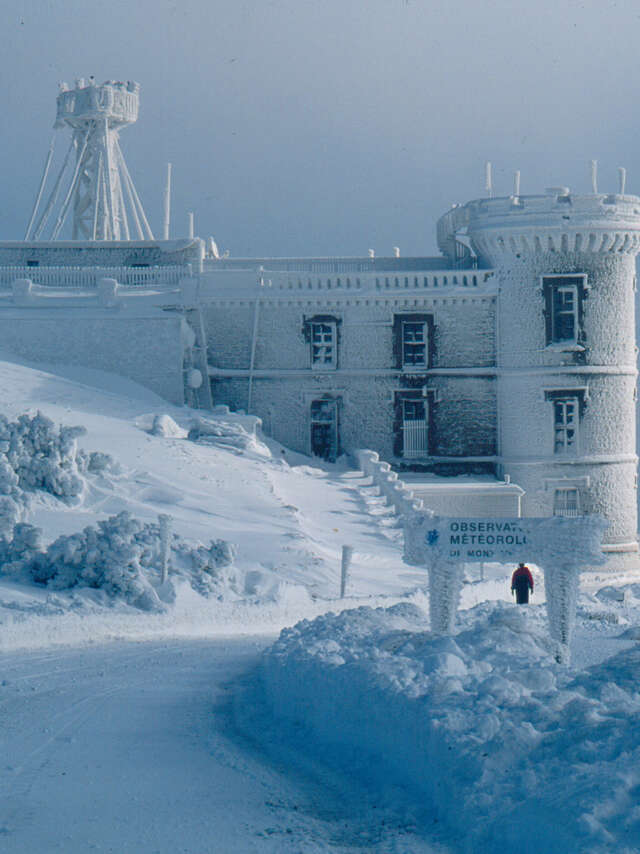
[193,187,640,565]
[2,189,638,565]
[2,79,638,565]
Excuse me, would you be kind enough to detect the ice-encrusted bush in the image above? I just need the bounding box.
[0,510,239,609]
[0,522,42,573]
[27,512,163,610]
[0,412,86,498]
[0,495,20,538]
[172,537,239,596]
[0,412,116,504]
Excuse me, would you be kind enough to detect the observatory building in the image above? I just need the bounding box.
[0,79,638,567]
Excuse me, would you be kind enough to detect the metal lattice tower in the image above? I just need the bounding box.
[25,78,154,241]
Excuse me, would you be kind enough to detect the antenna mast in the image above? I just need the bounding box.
[26,78,154,241]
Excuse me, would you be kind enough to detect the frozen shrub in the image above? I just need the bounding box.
[15,510,238,608]
[171,537,239,596]
[0,412,116,505]
[79,450,116,475]
[27,511,161,610]
[0,458,19,495]
[0,522,42,574]
[0,496,20,538]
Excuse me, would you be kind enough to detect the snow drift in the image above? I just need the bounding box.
[261,602,640,853]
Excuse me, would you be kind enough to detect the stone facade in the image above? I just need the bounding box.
[464,191,640,562]
[202,268,498,474]
[0,307,185,405]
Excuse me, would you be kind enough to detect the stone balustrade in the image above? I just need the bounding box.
[354,449,430,518]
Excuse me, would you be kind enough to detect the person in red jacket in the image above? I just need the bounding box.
[511,562,534,604]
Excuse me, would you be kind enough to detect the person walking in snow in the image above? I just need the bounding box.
[511,562,534,604]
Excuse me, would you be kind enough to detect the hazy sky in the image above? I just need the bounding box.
[2,0,639,256]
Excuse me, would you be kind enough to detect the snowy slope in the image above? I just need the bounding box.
[0,357,429,651]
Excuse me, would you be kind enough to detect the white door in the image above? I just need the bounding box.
[402,399,428,458]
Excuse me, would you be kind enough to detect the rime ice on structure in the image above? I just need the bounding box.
[26,79,153,241]
[460,188,640,566]
[3,80,640,569]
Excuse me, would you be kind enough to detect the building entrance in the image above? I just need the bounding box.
[310,398,339,462]
[402,398,428,458]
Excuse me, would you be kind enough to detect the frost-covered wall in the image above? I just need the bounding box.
[0,308,185,404]
[0,239,203,269]
[203,277,497,469]
[466,192,640,562]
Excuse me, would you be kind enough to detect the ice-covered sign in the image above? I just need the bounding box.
[404,513,608,569]
[404,512,610,656]
[423,518,529,562]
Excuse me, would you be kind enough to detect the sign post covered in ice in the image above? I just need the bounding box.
[404,512,609,660]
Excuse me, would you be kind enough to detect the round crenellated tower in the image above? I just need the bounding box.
[465,188,640,566]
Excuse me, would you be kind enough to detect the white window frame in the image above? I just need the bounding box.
[552,396,579,455]
[401,320,428,371]
[542,273,586,347]
[310,321,337,370]
[553,488,580,517]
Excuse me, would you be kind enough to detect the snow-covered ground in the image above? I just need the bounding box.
[0,357,639,852]
[0,638,447,853]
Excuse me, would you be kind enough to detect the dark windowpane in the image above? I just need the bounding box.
[403,400,426,421]
[402,322,427,366]
[552,286,577,341]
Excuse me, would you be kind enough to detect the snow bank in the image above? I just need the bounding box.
[261,602,640,853]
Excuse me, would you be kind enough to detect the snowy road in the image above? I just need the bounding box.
[0,639,445,854]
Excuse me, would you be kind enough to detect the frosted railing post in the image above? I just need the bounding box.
[541,561,580,664]
[158,514,172,584]
[340,545,353,598]
[97,277,119,307]
[12,278,33,306]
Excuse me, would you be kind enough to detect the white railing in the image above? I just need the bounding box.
[258,270,492,292]
[0,265,187,288]
[354,449,429,517]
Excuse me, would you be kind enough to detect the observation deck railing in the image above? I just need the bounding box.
[0,265,187,288]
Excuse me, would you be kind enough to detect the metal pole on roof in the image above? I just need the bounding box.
[485,161,493,198]
[163,162,172,240]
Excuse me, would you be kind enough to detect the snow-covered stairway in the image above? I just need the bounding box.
[263,459,428,598]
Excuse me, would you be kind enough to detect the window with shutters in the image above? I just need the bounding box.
[543,274,586,347]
